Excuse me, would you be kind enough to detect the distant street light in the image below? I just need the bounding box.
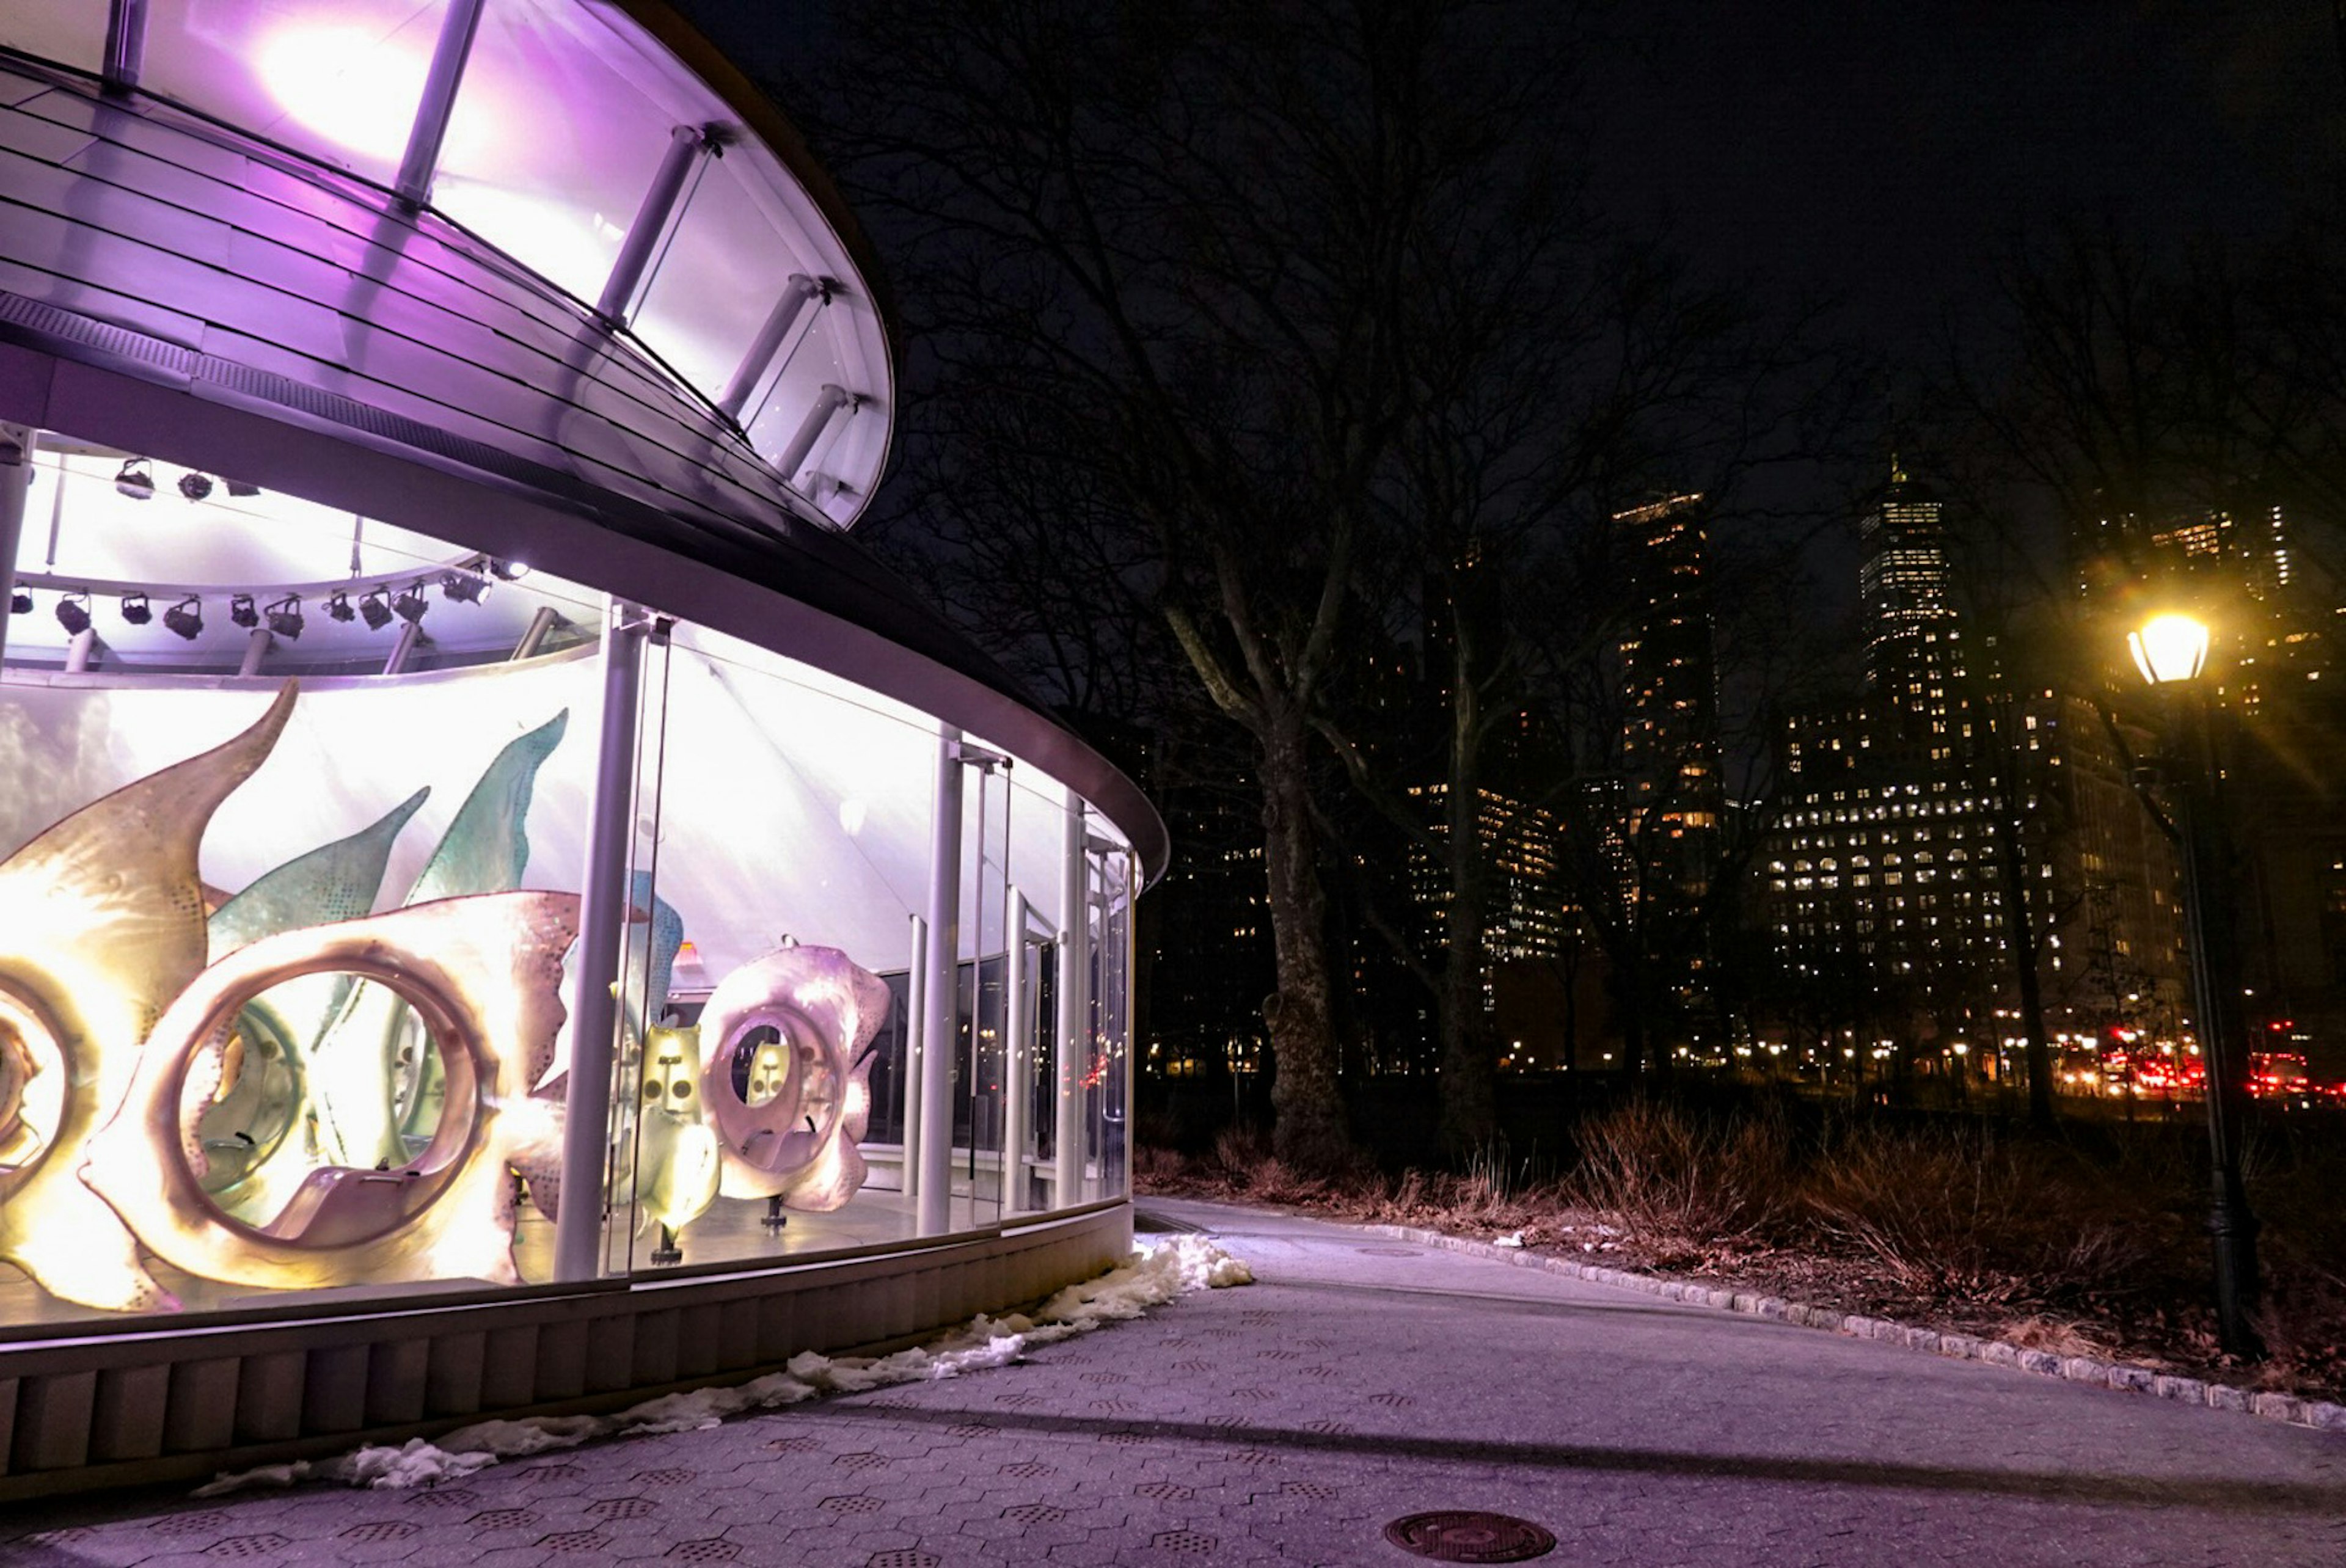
[2132,608,2262,1357]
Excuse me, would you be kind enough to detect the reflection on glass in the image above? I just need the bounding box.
[140,0,447,185]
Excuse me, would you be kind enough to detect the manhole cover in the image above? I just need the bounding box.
[1359,1246,1421,1256]
[1383,1511,1557,1563]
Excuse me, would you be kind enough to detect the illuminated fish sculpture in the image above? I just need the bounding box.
[698,945,885,1212]
[82,890,579,1291]
[633,1024,720,1252]
[0,684,296,1311]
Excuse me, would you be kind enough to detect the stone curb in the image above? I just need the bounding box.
[1350,1220,2346,1438]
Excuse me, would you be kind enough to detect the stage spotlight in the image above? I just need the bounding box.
[265,594,303,640]
[230,593,258,629]
[56,593,90,636]
[490,558,531,582]
[163,596,203,640]
[326,590,355,623]
[177,472,214,501]
[440,570,486,605]
[224,479,261,498]
[120,592,152,625]
[359,588,393,630]
[114,459,155,500]
[393,583,428,623]
[9,588,27,615]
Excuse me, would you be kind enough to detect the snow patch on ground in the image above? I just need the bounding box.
[196,1233,1250,1497]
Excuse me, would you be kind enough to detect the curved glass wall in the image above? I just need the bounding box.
[0,431,1138,1329]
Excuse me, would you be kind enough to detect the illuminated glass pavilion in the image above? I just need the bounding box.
[0,0,1161,1492]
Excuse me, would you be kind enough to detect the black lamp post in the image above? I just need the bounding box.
[2129,611,2262,1358]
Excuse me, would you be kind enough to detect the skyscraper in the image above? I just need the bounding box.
[1858,459,1969,760]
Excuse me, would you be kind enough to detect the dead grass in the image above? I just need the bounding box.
[1135,1096,2346,1402]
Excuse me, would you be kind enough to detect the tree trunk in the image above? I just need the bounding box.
[1258,712,1350,1171]
[1438,771,1497,1154]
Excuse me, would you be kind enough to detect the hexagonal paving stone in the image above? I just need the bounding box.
[764,1435,822,1454]
[341,1521,422,1543]
[204,1536,294,1559]
[1152,1530,1218,1553]
[1134,1482,1195,1502]
[539,1528,612,1552]
[820,1497,886,1515]
[665,1542,743,1564]
[1001,1462,1057,1479]
[835,1451,891,1470]
[866,1553,940,1568]
[524,1464,589,1483]
[1368,1391,1414,1407]
[587,1497,661,1520]
[1002,1503,1070,1525]
[635,1468,700,1486]
[150,1511,233,1537]
[470,1508,543,1531]
[1280,1480,1340,1500]
[1079,1371,1129,1384]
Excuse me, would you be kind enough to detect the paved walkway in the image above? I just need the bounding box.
[10,1198,2344,1566]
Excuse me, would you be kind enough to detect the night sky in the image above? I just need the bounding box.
[676,1,2346,366]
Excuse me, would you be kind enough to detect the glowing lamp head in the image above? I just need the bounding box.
[2129,613,2210,687]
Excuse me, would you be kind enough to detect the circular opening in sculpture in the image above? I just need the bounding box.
[730,1023,792,1107]
[177,968,481,1247]
[0,991,67,1184]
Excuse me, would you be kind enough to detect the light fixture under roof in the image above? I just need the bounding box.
[229,593,258,630]
[359,588,393,630]
[177,472,214,501]
[440,569,486,605]
[265,594,304,640]
[490,559,530,582]
[326,590,355,624]
[120,592,152,625]
[55,593,90,636]
[224,478,261,498]
[114,459,154,500]
[8,588,27,615]
[163,596,202,640]
[392,583,428,623]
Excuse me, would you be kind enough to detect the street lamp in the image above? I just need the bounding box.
[2131,609,2262,1357]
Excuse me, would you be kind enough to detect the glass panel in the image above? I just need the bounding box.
[618,621,935,1271]
[0,428,608,1328]
[632,151,805,406]
[0,1,108,73]
[433,0,676,303]
[140,0,447,185]
[1090,847,1135,1200]
[954,760,1010,1226]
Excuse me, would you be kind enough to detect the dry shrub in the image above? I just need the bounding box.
[1805,1127,2162,1305]
[1565,1098,1793,1247]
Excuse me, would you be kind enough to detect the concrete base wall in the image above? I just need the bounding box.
[0,1202,1131,1501]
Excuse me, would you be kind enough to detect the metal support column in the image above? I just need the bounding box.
[596,125,715,327]
[101,0,148,94]
[554,600,650,1282]
[1054,792,1090,1206]
[775,384,856,485]
[916,727,965,1235]
[393,0,486,206]
[0,426,31,666]
[717,274,824,423]
[236,627,270,677]
[902,914,927,1204]
[1002,888,1032,1213]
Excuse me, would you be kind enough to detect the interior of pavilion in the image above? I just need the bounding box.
[0,434,1133,1328]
